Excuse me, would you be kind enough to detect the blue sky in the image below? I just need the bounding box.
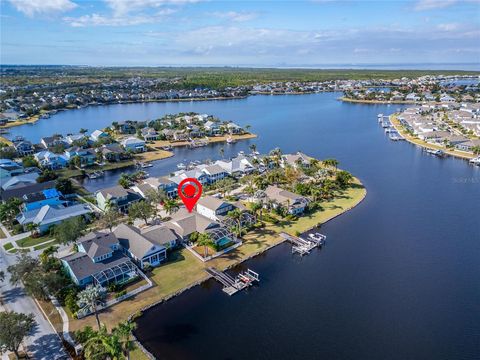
[1,0,479,67]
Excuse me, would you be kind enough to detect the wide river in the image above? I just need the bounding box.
[11,93,480,359]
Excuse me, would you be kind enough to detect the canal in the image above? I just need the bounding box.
[10,93,480,359]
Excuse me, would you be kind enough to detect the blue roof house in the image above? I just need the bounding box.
[22,189,64,211]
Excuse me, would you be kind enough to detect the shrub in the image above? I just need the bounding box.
[115,290,127,298]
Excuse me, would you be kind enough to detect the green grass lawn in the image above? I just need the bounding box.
[0,227,6,239]
[16,234,55,248]
[3,242,13,251]
[33,240,60,251]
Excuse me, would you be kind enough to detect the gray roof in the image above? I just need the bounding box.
[166,208,219,237]
[98,185,129,199]
[1,173,38,191]
[114,224,165,259]
[0,180,56,201]
[264,185,306,204]
[78,231,119,259]
[141,225,179,246]
[196,195,229,211]
[61,251,131,282]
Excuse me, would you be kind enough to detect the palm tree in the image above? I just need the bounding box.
[249,202,263,222]
[219,146,225,158]
[77,285,106,330]
[323,158,339,173]
[114,320,137,360]
[245,124,251,133]
[83,326,122,360]
[227,209,243,236]
[25,223,39,237]
[249,144,257,154]
[163,198,179,216]
[309,158,320,169]
[197,233,214,258]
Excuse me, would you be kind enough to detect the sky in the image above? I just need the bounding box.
[1,0,479,68]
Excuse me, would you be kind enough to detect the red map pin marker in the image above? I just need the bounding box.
[178,178,202,212]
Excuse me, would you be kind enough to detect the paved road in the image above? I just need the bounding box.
[0,241,69,360]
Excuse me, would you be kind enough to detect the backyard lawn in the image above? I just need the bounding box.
[69,180,366,333]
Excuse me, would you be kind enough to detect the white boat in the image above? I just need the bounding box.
[426,149,445,157]
[238,151,245,156]
[177,163,186,170]
[469,156,480,165]
[226,136,235,144]
[308,233,326,243]
[140,162,153,168]
[252,151,260,155]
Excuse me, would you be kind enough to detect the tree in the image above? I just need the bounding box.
[472,146,480,155]
[79,128,88,134]
[128,201,154,225]
[98,206,120,232]
[227,208,243,236]
[22,155,39,168]
[219,146,225,158]
[0,270,5,282]
[77,285,106,330]
[163,198,179,216]
[53,216,86,245]
[25,222,39,236]
[335,170,353,189]
[37,169,58,183]
[249,144,257,154]
[146,189,166,219]
[0,311,36,360]
[249,202,263,222]
[114,320,137,360]
[76,326,122,360]
[0,198,22,229]
[323,158,339,173]
[56,178,74,194]
[197,233,214,258]
[118,174,132,189]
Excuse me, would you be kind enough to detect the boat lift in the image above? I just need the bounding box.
[206,267,260,296]
[280,232,324,256]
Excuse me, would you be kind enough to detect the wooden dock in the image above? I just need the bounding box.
[206,267,260,296]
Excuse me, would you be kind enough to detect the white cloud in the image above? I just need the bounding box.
[437,23,459,31]
[8,0,77,17]
[210,11,258,22]
[64,8,175,27]
[63,0,195,27]
[414,0,457,11]
[104,0,200,16]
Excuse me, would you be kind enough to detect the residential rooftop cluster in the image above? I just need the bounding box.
[396,102,480,154]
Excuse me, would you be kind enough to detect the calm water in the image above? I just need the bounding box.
[13,94,480,359]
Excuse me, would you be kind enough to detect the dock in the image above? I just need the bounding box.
[280,232,325,255]
[206,267,260,296]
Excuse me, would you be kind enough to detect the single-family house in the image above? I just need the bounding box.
[281,152,312,169]
[0,159,23,180]
[140,127,159,141]
[64,147,97,166]
[227,122,243,134]
[114,224,167,269]
[23,188,64,211]
[1,173,38,191]
[16,203,92,234]
[0,179,56,202]
[200,164,229,183]
[40,136,66,149]
[96,185,142,212]
[140,225,179,249]
[34,151,68,169]
[455,139,480,152]
[204,120,220,135]
[121,137,146,153]
[61,231,137,287]
[196,195,235,221]
[90,130,109,142]
[142,176,178,198]
[13,141,34,156]
[101,143,126,162]
[263,185,309,215]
